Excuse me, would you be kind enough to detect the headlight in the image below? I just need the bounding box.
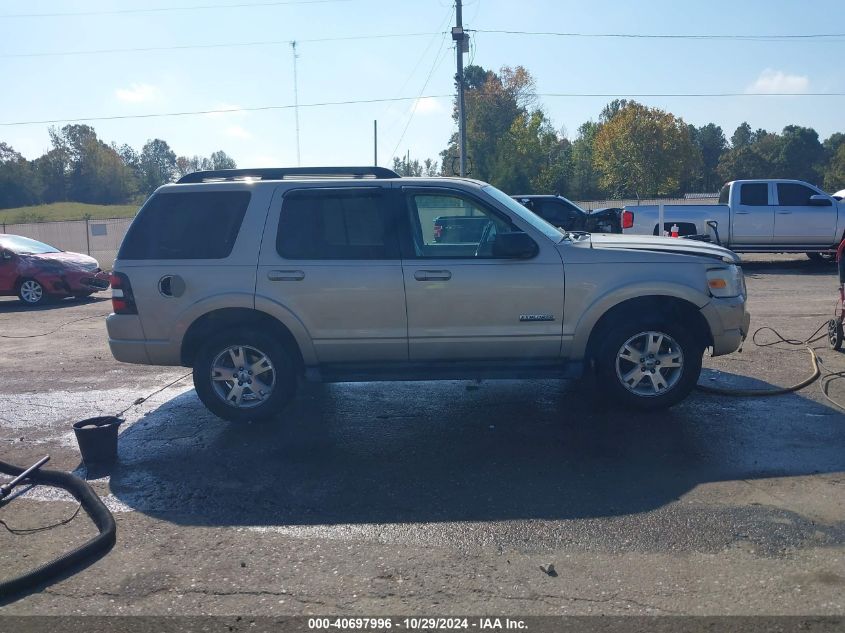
[707,265,743,298]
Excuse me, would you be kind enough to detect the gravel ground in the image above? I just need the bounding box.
[0,254,843,617]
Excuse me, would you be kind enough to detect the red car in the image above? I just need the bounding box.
[0,234,110,306]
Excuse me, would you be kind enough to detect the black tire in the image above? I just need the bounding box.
[192,328,297,423]
[807,252,836,264]
[17,278,48,306]
[828,319,844,352]
[595,317,703,410]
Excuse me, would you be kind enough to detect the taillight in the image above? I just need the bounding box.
[433,223,443,239]
[110,272,138,315]
[621,209,634,230]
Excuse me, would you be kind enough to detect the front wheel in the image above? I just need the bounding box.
[18,278,47,306]
[596,320,703,410]
[193,329,297,423]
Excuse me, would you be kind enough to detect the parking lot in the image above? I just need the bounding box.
[0,254,843,615]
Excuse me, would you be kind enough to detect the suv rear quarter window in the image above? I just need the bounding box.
[119,190,250,260]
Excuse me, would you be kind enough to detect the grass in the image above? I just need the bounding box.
[0,202,140,225]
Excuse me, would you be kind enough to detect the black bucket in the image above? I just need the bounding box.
[73,416,123,467]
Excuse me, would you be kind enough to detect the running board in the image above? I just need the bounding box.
[306,360,584,383]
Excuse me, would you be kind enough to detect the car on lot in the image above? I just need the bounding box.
[513,195,625,233]
[0,234,110,306]
[622,179,844,262]
[834,189,845,200]
[106,167,750,422]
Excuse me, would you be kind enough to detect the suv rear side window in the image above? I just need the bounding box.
[777,183,816,206]
[119,191,250,260]
[739,183,768,206]
[276,188,398,260]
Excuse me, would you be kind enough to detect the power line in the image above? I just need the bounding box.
[1,0,353,18]
[1,33,441,59]
[390,32,451,160]
[473,29,845,42]
[3,92,845,127]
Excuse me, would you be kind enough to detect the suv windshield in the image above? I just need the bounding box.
[0,235,61,254]
[481,185,565,243]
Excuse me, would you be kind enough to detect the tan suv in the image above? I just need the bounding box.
[107,167,750,422]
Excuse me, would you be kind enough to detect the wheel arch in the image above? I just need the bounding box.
[582,295,713,368]
[180,307,306,373]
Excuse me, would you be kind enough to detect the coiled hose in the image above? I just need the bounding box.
[0,459,116,602]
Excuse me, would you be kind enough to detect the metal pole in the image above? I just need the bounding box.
[373,120,378,166]
[658,202,665,237]
[291,41,301,167]
[454,0,467,177]
[85,217,91,255]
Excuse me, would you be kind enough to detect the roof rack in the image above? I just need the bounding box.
[176,166,400,184]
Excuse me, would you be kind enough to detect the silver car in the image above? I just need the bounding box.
[107,167,750,422]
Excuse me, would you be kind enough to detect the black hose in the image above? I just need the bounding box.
[0,459,116,603]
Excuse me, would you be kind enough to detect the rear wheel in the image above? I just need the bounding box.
[596,318,703,410]
[193,329,297,423]
[18,278,47,306]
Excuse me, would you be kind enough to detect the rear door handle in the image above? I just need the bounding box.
[777,210,792,214]
[414,269,451,281]
[268,269,305,281]
[735,211,750,215]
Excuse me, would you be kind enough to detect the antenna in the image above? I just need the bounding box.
[291,40,301,166]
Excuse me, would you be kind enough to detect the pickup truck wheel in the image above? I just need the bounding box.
[597,321,702,410]
[193,329,296,423]
[807,252,836,264]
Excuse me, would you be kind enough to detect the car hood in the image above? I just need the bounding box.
[584,233,740,263]
[20,251,100,272]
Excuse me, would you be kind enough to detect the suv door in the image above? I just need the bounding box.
[774,182,837,245]
[399,187,564,361]
[256,186,407,364]
[731,182,773,245]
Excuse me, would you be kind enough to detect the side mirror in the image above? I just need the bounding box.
[1,250,12,261]
[492,232,539,259]
[809,194,832,207]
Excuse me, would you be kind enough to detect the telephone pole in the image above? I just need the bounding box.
[452,0,468,177]
[291,41,301,166]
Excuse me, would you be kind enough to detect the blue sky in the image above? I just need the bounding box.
[2,0,844,172]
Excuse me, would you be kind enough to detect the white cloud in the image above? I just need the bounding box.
[412,96,445,115]
[746,69,809,94]
[225,125,252,140]
[114,83,160,103]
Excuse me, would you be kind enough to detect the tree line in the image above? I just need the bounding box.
[0,124,236,209]
[437,65,845,198]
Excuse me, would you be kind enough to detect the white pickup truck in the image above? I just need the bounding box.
[623,180,845,261]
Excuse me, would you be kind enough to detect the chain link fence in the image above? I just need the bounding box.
[0,217,133,270]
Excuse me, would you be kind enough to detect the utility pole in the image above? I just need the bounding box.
[452,0,468,177]
[291,41,301,166]
[373,120,378,166]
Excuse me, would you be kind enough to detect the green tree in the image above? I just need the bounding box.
[139,139,177,194]
[0,143,42,208]
[825,144,845,192]
[569,121,602,199]
[209,150,237,170]
[778,125,824,184]
[688,123,727,191]
[593,102,700,197]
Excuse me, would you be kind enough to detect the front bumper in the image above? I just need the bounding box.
[700,295,751,357]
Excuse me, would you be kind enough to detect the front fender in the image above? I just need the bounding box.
[565,281,711,360]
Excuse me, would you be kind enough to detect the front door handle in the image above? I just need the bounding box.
[268,269,305,281]
[414,269,451,281]
[735,211,750,215]
[777,210,792,214]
